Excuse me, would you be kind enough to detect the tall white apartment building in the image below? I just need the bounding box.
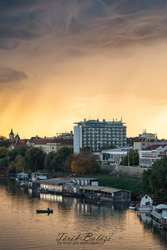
[74,119,127,154]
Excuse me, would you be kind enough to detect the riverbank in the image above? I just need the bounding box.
[85,174,143,200]
[2,171,144,200]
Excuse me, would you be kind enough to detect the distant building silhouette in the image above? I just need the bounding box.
[9,129,14,142]
[9,129,20,143]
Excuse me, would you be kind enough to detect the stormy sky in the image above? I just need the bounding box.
[1,0,167,138]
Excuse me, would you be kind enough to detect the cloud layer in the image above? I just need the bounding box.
[1,0,167,51]
[1,0,167,138]
[0,67,28,83]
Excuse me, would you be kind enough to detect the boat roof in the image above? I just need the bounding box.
[80,185,131,193]
[17,172,28,176]
[156,204,167,210]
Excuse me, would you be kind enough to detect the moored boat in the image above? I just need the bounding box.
[129,203,138,210]
[150,204,167,229]
[138,194,153,212]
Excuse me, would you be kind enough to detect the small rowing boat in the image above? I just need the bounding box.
[36,208,53,214]
[129,204,137,210]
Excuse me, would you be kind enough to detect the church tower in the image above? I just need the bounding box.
[14,133,20,143]
[9,129,14,142]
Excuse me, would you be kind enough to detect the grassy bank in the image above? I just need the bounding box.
[86,174,144,200]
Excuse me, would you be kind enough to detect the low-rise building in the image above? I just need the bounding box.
[73,177,98,186]
[81,186,131,201]
[139,131,157,141]
[134,140,167,151]
[8,139,29,150]
[36,177,131,201]
[100,147,133,165]
[139,144,167,168]
[37,177,99,193]
[30,138,73,154]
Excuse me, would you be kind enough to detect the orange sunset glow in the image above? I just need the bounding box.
[1,1,167,139]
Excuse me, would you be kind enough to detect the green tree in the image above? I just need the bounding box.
[0,158,8,170]
[64,154,74,172]
[15,145,27,157]
[141,156,167,200]
[14,155,26,173]
[0,146,8,158]
[24,147,45,172]
[142,168,152,193]
[44,151,56,171]
[0,139,10,148]
[7,162,16,174]
[7,155,28,174]
[120,150,139,166]
[6,149,18,162]
[150,157,167,199]
[51,147,73,172]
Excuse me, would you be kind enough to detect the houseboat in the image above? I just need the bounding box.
[16,172,29,182]
[138,194,153,212]
[31,172,47,181]
[150,204,167,229]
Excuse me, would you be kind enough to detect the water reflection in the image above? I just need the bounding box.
[37,192,126,220]
[1,179,167,250]
[138,212,152,226]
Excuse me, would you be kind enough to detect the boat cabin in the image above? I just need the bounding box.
[16,172,28,181]
[150,204,167,229]
[140,195,153,207]
[154,204,167,220]
[31,172,47,181]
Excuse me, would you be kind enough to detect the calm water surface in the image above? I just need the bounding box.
[0,179,167,250]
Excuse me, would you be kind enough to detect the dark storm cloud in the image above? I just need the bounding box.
[1,0,167,51]
[0,67,28,84]
[0,38,19,50]
[67,0,167,52]
[0,0,58,49]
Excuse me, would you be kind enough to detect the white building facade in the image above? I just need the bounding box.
[139,145,167,168]
[74,119,127,153]
[100,147,132,165]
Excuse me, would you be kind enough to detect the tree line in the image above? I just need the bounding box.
[0,139,100,175]
[142,156,167,201]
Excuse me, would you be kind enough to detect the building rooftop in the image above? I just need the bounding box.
[74,119,126,126]
[144,145,163,150]
[36,179,69,185]
[80,185,131,193]
[32,138,73,145]
[102,147,133,153]
[36,177,99,185]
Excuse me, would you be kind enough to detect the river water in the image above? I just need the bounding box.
[0,179,167,250]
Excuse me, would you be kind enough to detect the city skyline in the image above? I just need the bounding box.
[1,1,167,139]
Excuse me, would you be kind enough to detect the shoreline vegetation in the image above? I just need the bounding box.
[1,138,167,202]
[0,172,143,201]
